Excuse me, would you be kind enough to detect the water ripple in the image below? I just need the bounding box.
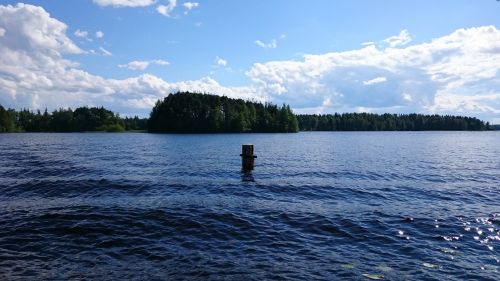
[0,132,498,280]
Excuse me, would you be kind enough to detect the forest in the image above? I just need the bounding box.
[0,92,494,133]
[148,92,298,133]
[0,105,147,132]
[297,113,490,131]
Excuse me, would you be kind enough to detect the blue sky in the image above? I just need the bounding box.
[0,0,499,122]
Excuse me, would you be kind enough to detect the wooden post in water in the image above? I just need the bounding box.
[240,144,257,171]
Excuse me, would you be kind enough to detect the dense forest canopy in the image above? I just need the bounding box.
[297,113,490,131]
[0,105,147,132]
[148,92,299,133]
[0,92,495,133]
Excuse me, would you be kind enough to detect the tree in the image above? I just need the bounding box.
[296,113,488,131]
[148,92,299,133]
[0,105,17,132]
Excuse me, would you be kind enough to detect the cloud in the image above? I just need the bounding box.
[0,3,260,116]
[153,59,169,66]
[363,76,387,85]
[106,75,264,111]
[99,46,112,56]
[183,2,198,10]
[75,29,103,41]
[0,3,499,122]
[157,0,176,17]
[183,2,199,14]
[118,59,170,70]
[247,26,500,121]
[74,29,89,38]
[215,56,227,66]
[382,29,411,47]
[93,0,156,7]
[0,27,5,37]
[255,34,286,49]
[0,4,82,55]
[255,39,277,49]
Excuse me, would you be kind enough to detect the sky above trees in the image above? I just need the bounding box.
[0,0,499,122]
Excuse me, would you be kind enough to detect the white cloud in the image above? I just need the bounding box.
[93,0,156,7]
[215,56,227,66]
[96,31,104,38]
[183,2,199,14]
[322,97,333,108]
[183,2,198,10]
[0,27,5,37]
[0,4,82,55]
[157,0,176,17]
[0,3,499,123]
[154,59,169,65]
[382,29,412,47]
[363,76,387,85]
[118,59,170,70]
[99,46,112,56]
[247,26,500,121]
[119,61,149,71]
[74,29,89,38]
[0,3,260,116]
[255,39,277,49]
[402,93,413,102]
[255,34,286,49]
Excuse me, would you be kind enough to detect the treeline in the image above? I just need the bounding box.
[148,92,299,133]
[0,105,147,132]
[1,93,494,133]
[297,113,490,131]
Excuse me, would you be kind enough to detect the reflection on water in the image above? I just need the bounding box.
[0,132,498,280]
[241,171,255,182]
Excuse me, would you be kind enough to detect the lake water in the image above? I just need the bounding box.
[0,132,498,280]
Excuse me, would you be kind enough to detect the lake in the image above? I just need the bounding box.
[0,132,498,280]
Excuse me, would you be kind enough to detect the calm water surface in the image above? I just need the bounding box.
[0,132,498,280]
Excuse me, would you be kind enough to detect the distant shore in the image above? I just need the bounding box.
[1,92,494,133]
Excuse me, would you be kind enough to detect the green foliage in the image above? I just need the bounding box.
[103,123,125,132]
[0,105,145,132]
[72,107,123,132]
[123,116,148,131]
[148,92,299,133]
[0,105,17,132]
[1,101,490,133]
[296,113,489,131]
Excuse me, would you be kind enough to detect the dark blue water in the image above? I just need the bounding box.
[0,132,498,280]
